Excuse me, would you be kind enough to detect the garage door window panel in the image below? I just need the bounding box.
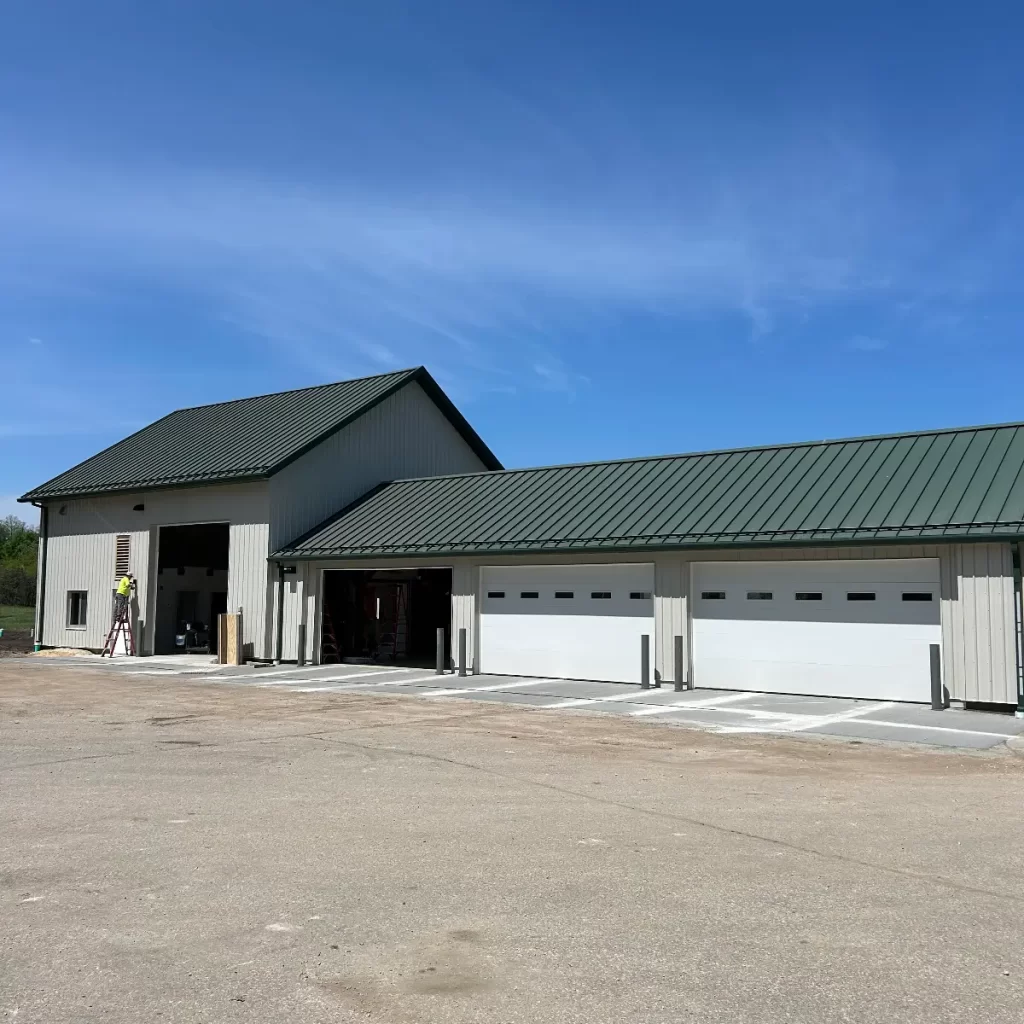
[479,563,655,683]
[691,559,941,702]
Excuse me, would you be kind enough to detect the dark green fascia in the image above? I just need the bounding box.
[19,471,273,504]
[271,529,1024,562]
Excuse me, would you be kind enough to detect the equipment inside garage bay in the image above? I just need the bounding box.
[320,567,452,666]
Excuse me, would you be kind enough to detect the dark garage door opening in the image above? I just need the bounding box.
[155,523,229,655]
[320,568,452,667]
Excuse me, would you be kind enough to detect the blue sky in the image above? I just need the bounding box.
[3,0,1023,525]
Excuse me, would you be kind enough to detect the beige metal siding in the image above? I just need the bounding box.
[43,531,126,649]
[654,555,687,684]
[452,563,478,673]
[269,381,490,552]
[40,482,271,656]
[259,542,1020,701]
[226,521,272,659]
[303,564,321,664]
[43,519,152,651]
[33,505,46,643]
[943,542,1017,704]
[275,563,306,661]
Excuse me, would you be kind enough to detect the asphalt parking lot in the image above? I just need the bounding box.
[76,653,1024,751]
[3,656,1024,1023]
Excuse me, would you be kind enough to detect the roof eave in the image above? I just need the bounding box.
[19,470,271,504]
[271,527,1024,561]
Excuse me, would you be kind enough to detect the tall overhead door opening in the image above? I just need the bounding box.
[691,558,942,702]
[155,523,230,655]
[479,563,654,683]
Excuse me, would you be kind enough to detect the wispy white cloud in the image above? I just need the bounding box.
[0,133,1019,392]
[532,360,589,397]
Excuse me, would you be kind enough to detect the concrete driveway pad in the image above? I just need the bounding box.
[15,655,1024,750]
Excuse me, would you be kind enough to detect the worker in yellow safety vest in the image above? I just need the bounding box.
[113,573,135,625]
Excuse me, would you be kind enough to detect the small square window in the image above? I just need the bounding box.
[487,591,505,599]
[701,591,726,600]
[847,592,876,601]
[795,592,822,601]
[520,591,539,599]
[902,592,933,602]
[747,591,773,601]
[555,591,574,599]
[67,591,88,627]
[629,591,651,600]
[591,591,612,599]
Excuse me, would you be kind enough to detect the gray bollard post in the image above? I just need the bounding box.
[297,624,306,667]
[436,627,445,675]
[674,634,684,691]
[640,633,650,690]
[930,643,944,710]
[458,628,467,677]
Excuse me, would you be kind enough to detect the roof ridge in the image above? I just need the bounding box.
[383,419,1024,485]
[19,364,503,501]
[168,367,420,415]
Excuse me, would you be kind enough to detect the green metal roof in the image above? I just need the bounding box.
[274,422,1024,559]
[20,367,501,502]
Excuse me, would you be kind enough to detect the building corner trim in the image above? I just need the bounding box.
[32,502,48,651]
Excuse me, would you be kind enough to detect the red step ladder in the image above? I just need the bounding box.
[101,603,136,657]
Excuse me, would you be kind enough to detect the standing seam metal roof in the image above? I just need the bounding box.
[20,367,501,501]
[273,422,1024,558]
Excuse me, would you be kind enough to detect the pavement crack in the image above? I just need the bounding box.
[0,751,134,772]
[301,731,1024,907]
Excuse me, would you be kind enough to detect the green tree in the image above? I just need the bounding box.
[0,514,38,606]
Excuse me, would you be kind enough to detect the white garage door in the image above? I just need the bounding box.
[479,564,654,683]
[691,559,941,702]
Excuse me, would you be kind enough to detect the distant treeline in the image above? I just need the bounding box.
[0,515,38,606]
